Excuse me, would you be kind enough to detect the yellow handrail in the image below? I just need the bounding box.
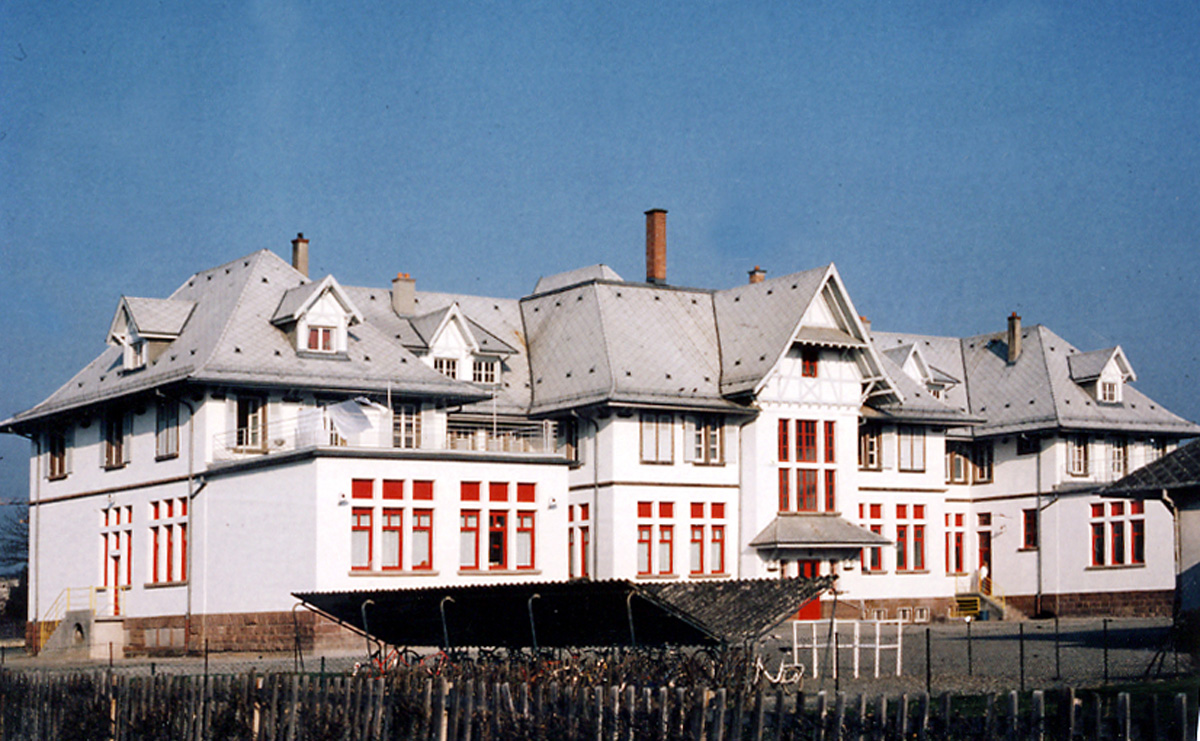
[36,586,129,652]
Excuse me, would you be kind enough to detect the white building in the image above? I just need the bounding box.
[4,215,1196,655]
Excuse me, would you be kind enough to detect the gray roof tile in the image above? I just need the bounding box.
[123,297,196,336]
[749,514,892,548]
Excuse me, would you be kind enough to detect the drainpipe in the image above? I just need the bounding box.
[163,391,203,653]
[569,410,600,579]
[1035,439,1043,616]
[1161,490,1181,619]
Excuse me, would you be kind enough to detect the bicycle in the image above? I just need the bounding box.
[753,653,804,688]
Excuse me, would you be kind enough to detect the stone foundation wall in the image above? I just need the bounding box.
[1005,590,1173,619]
[123,611,363,657]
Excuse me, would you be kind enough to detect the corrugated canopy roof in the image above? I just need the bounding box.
[1100,439,1200,498]
[294,577,832,648]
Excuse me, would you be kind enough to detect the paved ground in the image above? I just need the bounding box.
[2,617,1194,697]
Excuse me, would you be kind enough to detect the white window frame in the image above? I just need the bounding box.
[858,424,881,470]
[897,425,925,472]
[640,413,674,464]
[392,404,422,449]
[472,358,498,385]
[307,325,335,352]
[156,399,180,460]
[685,416,723,465]
[434,357,458,379]
[1068,435,1089,477]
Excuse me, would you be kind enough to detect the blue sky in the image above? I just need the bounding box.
[2,1,1198,519]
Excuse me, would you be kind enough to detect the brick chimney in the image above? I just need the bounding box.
[1007,312,1022,363]
[748,266,767,284]
[392,273,415,316]
[645,209,667,284]
[860,315,872,337]
[291,233,309,278]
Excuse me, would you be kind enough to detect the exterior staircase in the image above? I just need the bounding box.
[952,575,1007,620]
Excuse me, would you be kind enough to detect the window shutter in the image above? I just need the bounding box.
[683,417,696,463]
[99,417,107,468]
[65,427,74,474]
[225,398,237,446]
[641,416,655,461]
[122,411,133,463]
[724,422,736,465]
[658,414,673,462]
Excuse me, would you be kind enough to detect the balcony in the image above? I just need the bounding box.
[212,405,564,463]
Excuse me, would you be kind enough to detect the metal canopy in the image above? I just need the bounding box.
[294,577,832,649]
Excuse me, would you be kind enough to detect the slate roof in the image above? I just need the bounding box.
[1100,439,1200,498]
[4,251,484,427]
[532,264,624,295]
[749,514,892,549]
[1067,347,1131,382]
[868,351,981,425]
[871,326,1199,438]
[120,297,196,337]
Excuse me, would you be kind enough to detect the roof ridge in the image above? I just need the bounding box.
[592,283,619,401]
[1034,325,1063,428]
[194,250,273,374]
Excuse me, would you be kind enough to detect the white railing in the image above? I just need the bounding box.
[213,407,562,462]
[791,619,904,679]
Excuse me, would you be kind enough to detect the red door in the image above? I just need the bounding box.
[793,560,822,619]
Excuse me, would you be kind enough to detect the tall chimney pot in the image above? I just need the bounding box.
[748,265,767,284]
[1007,311,1022,363]
[291,233,309,278]
[645,209,667,284]
[392,272,416,316]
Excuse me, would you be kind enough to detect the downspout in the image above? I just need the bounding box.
[568,409,600,579]
[1035,439,1043,616]
[1161,490,1180,619]
[164,392,203,653]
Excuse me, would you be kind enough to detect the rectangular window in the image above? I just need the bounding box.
[382,479,404,500]
[687,416,723,464]
[517,483,536,503]
[946,442,969,483]
[801,347,819,377]
[569,529,577,578]
[352,478,373,499]
[580,526,590,578]
[658,526,674,575]
[516,512,535,569]
[633,525,652,570]
[1100,380,1118,403]
[1091,522,1106,566]
[351,508,372,570]
[235,397,264,450]
[472,358,497,384]
[796,421,817,462]
[867,525,883,572]
[48,430,68,480]
[433,357,458,378]
[460,511,480,569]
[913,525,925,571]
[798,470,818,511]
[778,419,790,462]
[155,400,179,460]
[778,468,790,512]
[690,526,704,575]
[898,426,925,472]
[1017,435,1041,456]
[1069,435,1089,476]
[382,509,403,569]
[413,480,433,500]
[824,470,837,513]
[858,424,882,469]
[489,482,509,502]
[1131,519,1145,564]
[972,442,994,483]
[308,326,334,352]
[1023,509,1039,549]
[1111,521,1125,565]
[896,525,909,571]
[104,411,128,469]
[412,510,432,570]
[640,413,674,463]
[488,512,508,569]
[392,404,422,449]
[461,481,480,501]
[824,421,836,463]
[710,525,725,574]
[1110,438,1128,478]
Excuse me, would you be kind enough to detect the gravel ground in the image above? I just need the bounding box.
[2,617,1193,697]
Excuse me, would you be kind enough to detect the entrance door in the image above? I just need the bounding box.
[793,559,822,619]
[977,531,992,595]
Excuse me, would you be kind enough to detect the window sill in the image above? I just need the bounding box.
[1017,547,1039,553]
[459,568,542,576]
[945,571,968,577]
[689,461,725,467]
[640,460,675,466]
[144,581,187,590]
[898,469,926,474]
[1086,563,1145,571]
[687,572,730,579]
[862,570,889,576]
[47,474,68,482]
[296,351,351,361]
[896,569,931,575]
[349,569,439,577]
[636,573,680,580]
[155,453,180,462]
[859,466,883,472]
[104,463,127,471]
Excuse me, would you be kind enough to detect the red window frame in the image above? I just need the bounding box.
[516,511,535,569]
[382,480,404,500]
[352,479,373,500]
[1131,519,1145,564]
[489,482,509,502]
[637,526,653,575]
[1023,509,1039,549]
[778,468,790,512]
[460,511,480,570]
[152,526,160,583]
[778,419,790,462]
[1091,522,1105,566]
[691,502,705,519]
[1111,521,1125,565]
[710,525,725,574]
[798,469,818,511]
[517,483,536,503]
[412,509,433,570]
[824,470,836,512]
[413,481,433,500]
[382,508,403,570]
[865,525,883,572]
[488,512,508,569]
[824,421,836,463]
[896,525,909,571]
[165,525,174,582]
[659,502,673,518]
[953,532,964,573]
[580,526,590,577]
[796,421,817,462]
[180,523,187,582]
[638,501,652,518]
[801,347,819,377]
[712,502,725,519]
[658,525,674,575]
[351,508,372,571]
[690,525,704,575]
[913,525,925,571]
[568,529,577,578]
[461,481,480,501]
[580,503,589,520]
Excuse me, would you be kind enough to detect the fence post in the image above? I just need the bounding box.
[713,688,727,741]
[1117,692,1130,741]
[1031,690,1044,741]
[1103,618,1110,684]
[966,619,972,677]
[1173,693,1187,741]
[1006,690,1019,740]
[1053,615,1061,680]
[1019,624,1025,694]
[925,628,932,695]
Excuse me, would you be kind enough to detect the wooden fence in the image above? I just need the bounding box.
[0,668,1195,740]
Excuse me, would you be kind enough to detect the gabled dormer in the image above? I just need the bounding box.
[881,344,960,400]
[270,275,364,356]
[1068,346,1136,405]
[107,296,196,371]
[408,303,516,385]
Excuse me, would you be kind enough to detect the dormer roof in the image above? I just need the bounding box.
[532,264,624,295]
[406,303,518,357]
[108,296,196,342]
[1067,346,1136,384]
[270,274,364,327]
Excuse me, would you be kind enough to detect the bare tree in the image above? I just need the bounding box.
[0,509,28,573]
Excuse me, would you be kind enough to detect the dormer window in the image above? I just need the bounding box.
[1099,380,1119,404]
[472,358,497,385]
[307,326,334,352]
[124,339,147,371]
[434,358,458,378]
[801,347,819,377]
